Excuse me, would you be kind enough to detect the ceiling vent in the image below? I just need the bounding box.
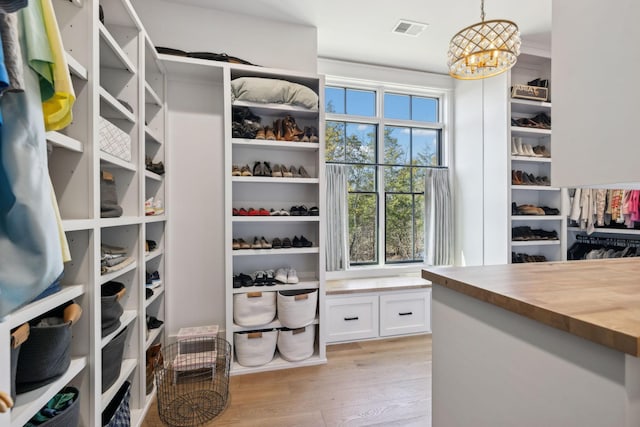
[392,19,429,37]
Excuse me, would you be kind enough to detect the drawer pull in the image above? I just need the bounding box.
[399,312,413,316]
[344,316,359,321]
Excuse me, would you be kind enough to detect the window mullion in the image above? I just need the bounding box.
[377,85,386,265]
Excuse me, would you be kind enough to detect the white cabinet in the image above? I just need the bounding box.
[326,289,431,343]
[0,1,167,425]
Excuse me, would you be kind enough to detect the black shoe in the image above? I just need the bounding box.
[147,316,164,329]
[299,235,313,247]
[292,236,303,248]
[233,275,242,288]
[282,237,292,248]
[238,273,253,287]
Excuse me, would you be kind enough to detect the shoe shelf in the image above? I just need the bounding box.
[145,170,163,181]
[99,87,137,123]
[145,324,164,350]
[233,247,320,256]
[511,240,561,247]
[64,51,88,80]
[232,176,320,184]
[232,216,320,223]
[231,353,326,376]
[100,151,137,171]
[101,358,137,410]
[145,286,165,308]
[512,215,564,221]
[145,215,167,223]
[98,23,137,73]
[511,126,552,137]
[3,285,85,329]
[512,185,560,191]
[232,280,320,294]
[232,138,320,151]
[232,100,319,118]
[10,356,87,427]
[145,248,164,262]
[99,260,138,285]
[144,81,162,107]
[145,126,163,145]
[46,131,84,153]
[510,98,552,114]
[567,226,640,236]
[101,311,137,349]
[511,156,551,163]
[232,317,320,333]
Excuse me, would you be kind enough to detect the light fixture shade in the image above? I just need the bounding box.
[447,19,521,80]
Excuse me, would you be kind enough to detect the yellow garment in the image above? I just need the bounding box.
[49,179,71,263]
[39,0,75,131]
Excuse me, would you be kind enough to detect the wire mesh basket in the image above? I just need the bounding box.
[155,336,230,426]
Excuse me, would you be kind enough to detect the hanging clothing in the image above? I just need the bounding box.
[0,0,27,13]
[0,12,64,318]
[0,12,25,92]
[21,0,55,101]
[39,0,75,131]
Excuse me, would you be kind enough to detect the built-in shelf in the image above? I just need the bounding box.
[511,156,551,163]
[512,185,560,191]
[64,51,88,80]
[232,100,319,118]
[145,81,162,106]
[232,280,320,294]
[99,87,137,123]
[231,353,325,375]
[46,131,83,152]
[145,324,164,349]
[145,286,164,308]
[145,170,163,181]
[4,285,84,329]
[145,215,167,223]
[63,219,96,232]
[158,53,226,82]
[232,177,319,184]
[512,215,564,221]
[567,226,640,236]
[101,359,137,410]
[145,126,163,145]
[100,151,137,171]
[145,248,164,262]
[232,247,320,256]
[100,260,137,285]
[11,357,87,427]
[511,126,552,137]
[232,139,320,151]
[510,98,552,114]
[511,240,561,247]
[101,311,137,348]
[98,23,136,73]
[100,216,142,228]
[232,216,320,223]
[233,317,319,333]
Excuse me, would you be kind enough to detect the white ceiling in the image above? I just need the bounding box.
[169,0,551,75]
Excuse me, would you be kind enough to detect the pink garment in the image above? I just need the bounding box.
[630,190,640,223]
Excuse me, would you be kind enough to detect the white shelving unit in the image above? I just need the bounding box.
[509,53,566,263]
[225,67,327,374]
[0,1,167,426]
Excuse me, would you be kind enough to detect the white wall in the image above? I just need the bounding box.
[132,0,318,73]
[552,0,640,188]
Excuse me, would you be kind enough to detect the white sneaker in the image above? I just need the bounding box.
[275,268,288,284]
[287,268,299,284]
[511,139,519,155]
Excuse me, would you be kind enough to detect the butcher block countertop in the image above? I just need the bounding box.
[422,258,640,357]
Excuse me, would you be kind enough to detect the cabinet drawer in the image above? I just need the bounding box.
[380,290,431,337]
[326,295,378,343]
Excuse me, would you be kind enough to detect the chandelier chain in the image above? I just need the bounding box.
[481,0,485,21]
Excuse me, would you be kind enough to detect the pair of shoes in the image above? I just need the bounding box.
[274,115,304,141]
[293,235,313,248]
[147,316,164,329]
[527,78,549,88]
[308,206,319,216]
[511,138,542,157]
[251,270,277,286]
[146,240,157,251]
[512,226,558,241]
[275,267,299,284]
[232,165,253,176]
[290,205,309,216]
[512,252,547,263]
[270,208,290,216]
[255,126,277,140]
[146,343,163,395]
[250,236,272,249]
[232,238,251,250]
[299,126,319,143]
[146,288,154,299]
[233,273,253,288]
[145,271,161,288]
[145,157,165,175]
[512,170,550,186]
[515,204,545,215]
[270,164,293,178]
[271,237,292,249]
[145,197,164,216]
[253,161,273,177]
[233,207,270,216]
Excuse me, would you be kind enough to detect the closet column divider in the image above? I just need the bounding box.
[222,67,233,353]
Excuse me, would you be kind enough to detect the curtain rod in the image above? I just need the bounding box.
[326,161,448,169]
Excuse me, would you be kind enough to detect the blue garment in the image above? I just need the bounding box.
[0,25,9,125]
[0,12,63,318]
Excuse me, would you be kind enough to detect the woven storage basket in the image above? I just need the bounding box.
[15,306,74,393]
[29,386,80,427]
[233,291,276,327]
[102,381,131,427]
[277,325,315,362]
[277,289,318,329]
[234,329,278,367]
[101,281,125,337]
[102,327,128,393]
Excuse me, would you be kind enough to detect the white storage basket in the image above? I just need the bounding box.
[98,116,132,162]
[233,292,276,327]
[277,325,315,362]
[234,329,278,367]
[277,289,318,329]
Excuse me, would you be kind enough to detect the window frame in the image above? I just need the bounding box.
[325,78,449,270]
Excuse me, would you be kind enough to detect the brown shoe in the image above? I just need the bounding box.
[282,115,304,141]
[265,126,276,140]
[274,119,285,141]
[255,127,266,139]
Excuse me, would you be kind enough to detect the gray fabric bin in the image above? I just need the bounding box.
[101,281,125,337]
[29,386,80,427]
[102,327,128,393]
[102,381,131,427]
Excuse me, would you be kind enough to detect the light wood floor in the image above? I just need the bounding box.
[141,334,432,426]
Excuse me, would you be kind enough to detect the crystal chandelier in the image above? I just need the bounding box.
[447,0,521,80]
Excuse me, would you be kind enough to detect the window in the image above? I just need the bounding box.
[326,84,445,267]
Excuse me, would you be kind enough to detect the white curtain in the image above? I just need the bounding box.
[425,168,454,265]
[325,164,349,271]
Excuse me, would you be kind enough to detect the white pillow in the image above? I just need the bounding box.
[231,77,318,110]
